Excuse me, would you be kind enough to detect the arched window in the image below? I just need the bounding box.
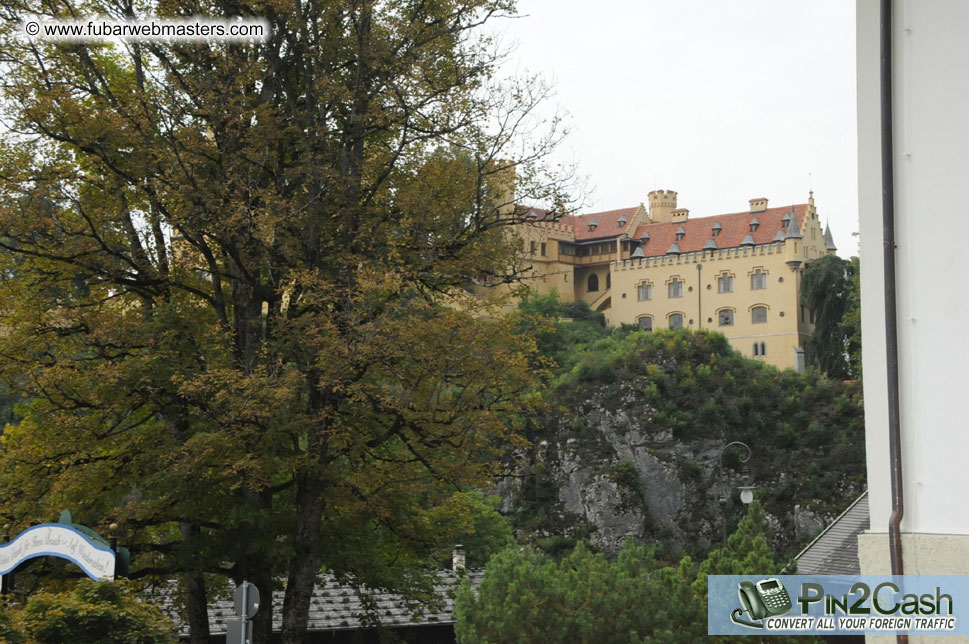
[668,277,683,298]
[718,309,734,326]
[752,306,768,324]
[753,342,760,356]
[751,268,767,290]
[669,313,684,330]
[637,282,652,301]
[718,273,734,293]
[587,273,599,292]
[606,273,611,289]
[637,316,653,331]
[760,342,767,356]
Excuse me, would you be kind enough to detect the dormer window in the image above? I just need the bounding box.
[749,216,760,232]
[640,232,650,244]
[781,212,792,229]
[617,215,627,227]
[588,218,598,232]
[676,226,686,241]
[712,222,722,237]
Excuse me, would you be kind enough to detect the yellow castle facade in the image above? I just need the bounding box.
[491,190,838,371]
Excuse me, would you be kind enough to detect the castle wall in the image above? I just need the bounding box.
[607,242,808,369]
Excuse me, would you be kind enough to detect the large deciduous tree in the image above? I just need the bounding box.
[0,1,570,642]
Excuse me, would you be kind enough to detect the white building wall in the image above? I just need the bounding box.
[858,0,969,557]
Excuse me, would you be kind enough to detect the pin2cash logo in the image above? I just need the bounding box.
[731,578,793,629]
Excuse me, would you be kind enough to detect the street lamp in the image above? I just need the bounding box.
[718,441,756,546]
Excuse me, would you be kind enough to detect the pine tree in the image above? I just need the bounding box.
[454,543,706,644]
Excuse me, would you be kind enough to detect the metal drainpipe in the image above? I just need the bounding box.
[880,3,906,641]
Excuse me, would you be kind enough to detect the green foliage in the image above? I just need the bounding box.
[0,1,573,641]
[458,504,820,644]
[450,492,514,569]
[516,291,610,376]
[694,502,819,644]
[800,255,861,379]
[454,542,706,644]
[842,256,863,377]
[694,501,778,597]
[11,581,177,644]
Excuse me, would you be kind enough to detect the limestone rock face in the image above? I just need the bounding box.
[496,381,839,556]
[497,383,728,554]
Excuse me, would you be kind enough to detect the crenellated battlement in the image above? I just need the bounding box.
[615,241,785,271]
[648,189,678,223]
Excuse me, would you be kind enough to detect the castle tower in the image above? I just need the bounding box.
[647,189,678,223]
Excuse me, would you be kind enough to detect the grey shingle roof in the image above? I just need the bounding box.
[794,491,869,575]
[824,223,837,251]
[153,570,482,638]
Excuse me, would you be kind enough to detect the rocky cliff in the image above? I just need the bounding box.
[496,329,865,559]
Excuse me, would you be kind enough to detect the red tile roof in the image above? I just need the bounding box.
[561,207,640,241]
[627,204,808,256]
[522,201,809,252]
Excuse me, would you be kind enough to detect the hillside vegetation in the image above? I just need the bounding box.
[503,293,865,559]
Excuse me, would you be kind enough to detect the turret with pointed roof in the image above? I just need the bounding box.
[824,223,837,251]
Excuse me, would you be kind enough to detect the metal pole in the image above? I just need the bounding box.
[240,581,249,644]
[718,441,753,548]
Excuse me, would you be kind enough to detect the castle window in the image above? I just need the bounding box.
[753,342,759,356]
[540,242,547,256]
[587,273,599,292]
[638,316,653,331]
[530,241,537,255]
[717,273,734,293]
[752,306,768,324]
[669,313,684,330]
[668,278,683,298]
[718,309,734,326]
[751,268,767,290]
[760,342,767,356]
[606,273,611,289]
[637,282,652,301]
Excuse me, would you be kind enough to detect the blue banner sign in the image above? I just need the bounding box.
[709,575,965,636]
[0,523,116,584]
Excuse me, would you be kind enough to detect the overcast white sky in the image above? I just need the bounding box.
[495,0,858,256]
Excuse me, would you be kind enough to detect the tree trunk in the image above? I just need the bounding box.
[183,566,211,644]
[280,474,324,644]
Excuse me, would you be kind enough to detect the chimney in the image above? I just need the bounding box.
[647,189,678,223]
[749,197,768,213]
[452,545,466,573]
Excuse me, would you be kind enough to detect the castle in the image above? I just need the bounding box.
[490,190,837,371]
